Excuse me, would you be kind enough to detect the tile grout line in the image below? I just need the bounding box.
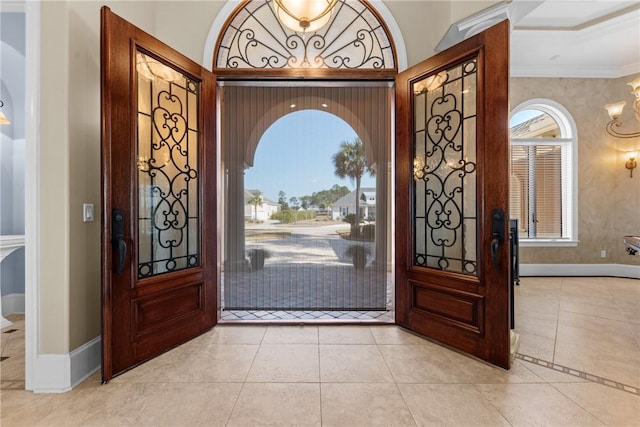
[547,381,611,427]
[551,278,563,364]
[375,338,419,427]
[516,353,640,396]
[222,326,268,426]
[317,331,323,427]
[470,383,516,427]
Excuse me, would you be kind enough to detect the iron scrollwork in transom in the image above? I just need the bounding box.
[216,0,395,70]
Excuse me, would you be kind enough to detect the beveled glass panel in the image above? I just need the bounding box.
[136,50,200,278]
[412,57,478,276]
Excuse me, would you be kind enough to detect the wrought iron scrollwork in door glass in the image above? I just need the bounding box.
[136,51,200,278]
[412,58,478,276]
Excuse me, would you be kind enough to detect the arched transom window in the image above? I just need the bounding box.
[215,0,396,70]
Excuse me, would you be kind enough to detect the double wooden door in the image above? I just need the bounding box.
[101,8,510,380]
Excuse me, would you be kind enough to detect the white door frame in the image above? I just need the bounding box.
[24,0,40,391]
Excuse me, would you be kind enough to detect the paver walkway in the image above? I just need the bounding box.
[224,222,388,310]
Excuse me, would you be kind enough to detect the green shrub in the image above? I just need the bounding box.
[271,210,296,223]
[271,210,317,223]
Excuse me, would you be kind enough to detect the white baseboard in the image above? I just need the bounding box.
[70,336,101,388]
[30,336,101,393]
[521,263,640,279]
[2,293,25,315]
[31,354,71,393]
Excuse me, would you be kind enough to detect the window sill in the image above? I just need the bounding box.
[519,239,578,248]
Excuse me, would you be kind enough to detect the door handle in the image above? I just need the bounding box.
[111,208,127,274]
[490,208,505,269]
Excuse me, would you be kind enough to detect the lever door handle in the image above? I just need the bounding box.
[113,238,127,274]
[490,208,505,270]
[111,208,126,274]
[491,235,500,270]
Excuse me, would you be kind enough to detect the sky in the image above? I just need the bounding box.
[510,108,543,127]
[244,109,376,203]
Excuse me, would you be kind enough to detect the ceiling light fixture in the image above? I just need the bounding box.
[274,0,338,33]
[604,76,640,139]
[0,100,10,126]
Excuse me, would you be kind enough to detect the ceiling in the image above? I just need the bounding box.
[509,0,640,78]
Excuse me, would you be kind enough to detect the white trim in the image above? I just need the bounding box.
[31,354,71,393]
[202,0,408,72]
[519,240,579,248]
[70,336,101,388]
[203,0,241,71]
[521,263,640,279]
[29,336,101,393]
[2,293,25,315]
[369,0,407,72]
[24,0,41,392]
[511,64,636,79]
[436,2,512,52]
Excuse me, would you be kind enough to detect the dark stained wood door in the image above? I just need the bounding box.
[395,20,511,368]
[101,7,218,381]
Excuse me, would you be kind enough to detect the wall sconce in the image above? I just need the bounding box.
[0,100,10,126]
[413,156,425,181]
[274,0,338,32]
[625,151,637,178]
[604,76,640,139]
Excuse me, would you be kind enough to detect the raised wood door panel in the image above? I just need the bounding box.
[101,7,218,381]
[395,20,511,369]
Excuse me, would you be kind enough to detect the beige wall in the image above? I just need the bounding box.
[40,1,160,353]
[512,75,640,267]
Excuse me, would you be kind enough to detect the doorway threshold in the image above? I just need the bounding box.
[220,309,393,323]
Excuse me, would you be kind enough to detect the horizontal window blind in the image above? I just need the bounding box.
[509,107,574,241]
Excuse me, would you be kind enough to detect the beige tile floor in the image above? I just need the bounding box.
[1,276,639,426]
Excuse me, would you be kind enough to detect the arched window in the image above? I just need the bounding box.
[510,99,578,246]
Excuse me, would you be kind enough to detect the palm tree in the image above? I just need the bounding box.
[248,194,263,222]
[332,137,375,237]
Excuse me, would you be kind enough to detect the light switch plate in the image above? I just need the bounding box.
[83,203,94,223]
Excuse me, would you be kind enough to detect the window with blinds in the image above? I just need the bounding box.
[509,106,575,241]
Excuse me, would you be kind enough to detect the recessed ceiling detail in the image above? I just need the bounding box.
[509,0,640,78]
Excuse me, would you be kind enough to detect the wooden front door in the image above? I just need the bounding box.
[101,7,218,381]
[395,20,511,368]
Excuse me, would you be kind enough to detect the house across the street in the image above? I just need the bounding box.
[244,189,280,221]
[331,187,376,221]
